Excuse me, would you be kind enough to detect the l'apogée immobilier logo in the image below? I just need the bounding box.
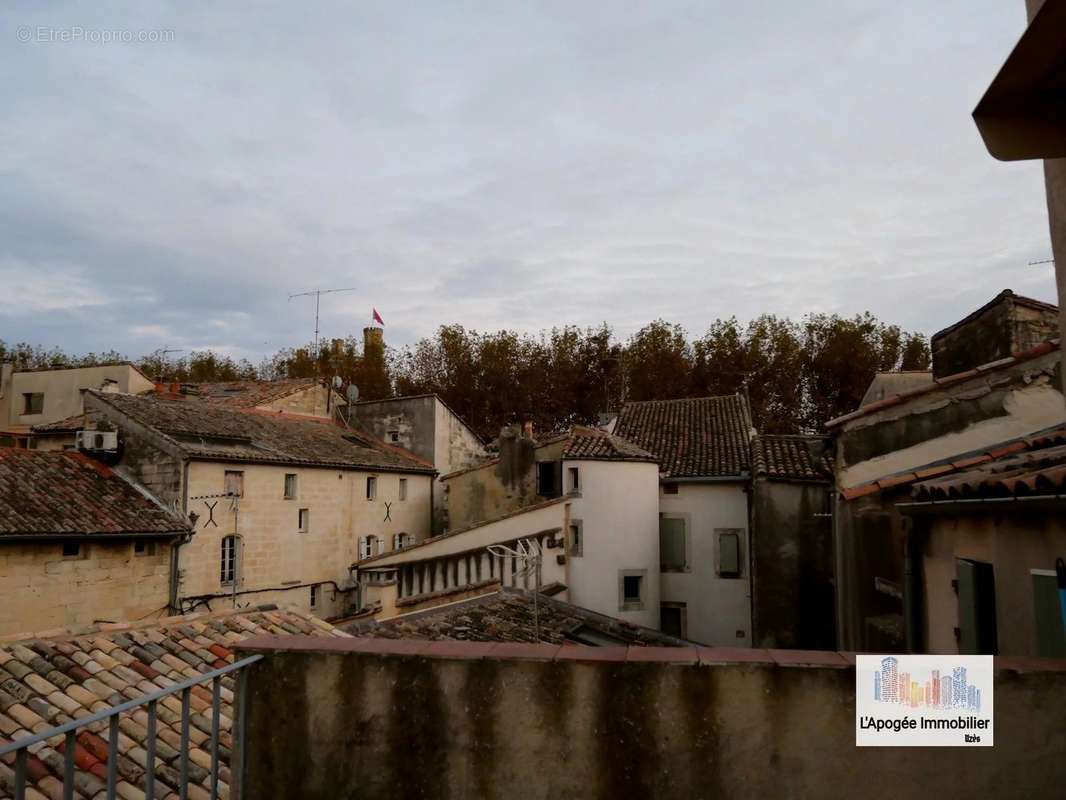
[855,655,993,746]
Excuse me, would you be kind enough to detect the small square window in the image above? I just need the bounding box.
[568,467,580,492]
[134,541,157,557]
[310,584,319,609]
[366,476,377,500]
[284,474,297,500]
[660,603,687,638]
[388,430,400,443]
[570,520,583,557]
[623,575,642,603]
[298,508,310,533]
[224,470,244,498]
[22,393,44,415]
[62,541,83,559]
[399,478,407,501]
[662,483,679,495]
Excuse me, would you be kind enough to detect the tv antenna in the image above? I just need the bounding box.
[1028,258,1055,266]
[288,287,358,358]
[488,538,543,641]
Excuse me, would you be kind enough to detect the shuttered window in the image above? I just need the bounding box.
[659,516,687,571]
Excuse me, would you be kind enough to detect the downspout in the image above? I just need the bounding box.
[903,517,925,654]
[169,458,191,614]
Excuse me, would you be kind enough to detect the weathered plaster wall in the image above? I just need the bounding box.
[444,435,564,531]
[181,462,432,619]
[657,482,751,645]
[0,538,172,636]
[751,479,834,650]
[565,460,661,630]
[919,511,1066,657]
[259,385,338,418]
[2,364,152,431]
[236,638,1066,800]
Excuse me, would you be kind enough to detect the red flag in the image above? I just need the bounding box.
[372,307,385,326]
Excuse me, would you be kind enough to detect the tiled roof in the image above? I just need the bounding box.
[614,395,753,478]
[826,339,1061,429]
[0,608,347,800]
[752,435,832,481]
[0,449,190,538]
[176,379,320,408]
[90,391,435,473]
[840,425,1066,501]
[343,588,689,646]
[561,426,657,462]
[912,442,1066,501]
[30,414,86,434]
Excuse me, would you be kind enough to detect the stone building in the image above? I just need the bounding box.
[750,434,835,650]
[356,426,663,630]
[828,292,1063,651]
[84,389,436,620]
[900,427,1066,658]
[0,362,155,449]
[350,393,486,532]
[0,448,191,636]
[614,395,756,645]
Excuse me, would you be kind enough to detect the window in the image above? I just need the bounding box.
[716,529,743,578]
[224,470,244,498]
[618,569,647,611]
[568,467,580,492]
[392,532,411,550]
[298,508,310,533]
[660,603,687,638]
[659,516,688,572]
[284,474,297,500]
[22,393,44,415]
[62,541,84,559]
[569,520,583,557]
[398,478,407,501]
[956,558,998,655]
[537,461,561,498]
[358,535,379,560]
[310,585,319,610]
[662,483,679,495]
[387,430,400,443]
[134,541,157,557]
[366,476,377,500]
[220,536,238,585]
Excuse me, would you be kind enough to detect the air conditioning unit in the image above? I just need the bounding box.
[76,430,118,452]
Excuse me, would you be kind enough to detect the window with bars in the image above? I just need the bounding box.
[220,535,238,585]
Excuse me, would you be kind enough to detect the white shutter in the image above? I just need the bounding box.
[358,536,368,560]
[393,534,401,550]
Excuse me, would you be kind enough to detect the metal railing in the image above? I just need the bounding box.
[0,653,262,800]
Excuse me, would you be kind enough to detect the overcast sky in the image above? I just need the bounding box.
[0,1,1057,363]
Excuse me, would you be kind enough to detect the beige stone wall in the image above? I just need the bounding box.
[0,538,172,637]
[922,511,1066,656]
[179,461,432,619]
[256,385,340,418]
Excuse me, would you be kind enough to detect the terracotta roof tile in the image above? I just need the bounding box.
[912,442,1066,501]
[172,379,321,408]
[752,435,832,481]
[0,449,190,538]
[90,391,433,473]
[614,395,752,478]
[0,608,349,799]
[560,426,657,462]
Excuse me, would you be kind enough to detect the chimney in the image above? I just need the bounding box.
[331,338,344,356]
[522,419,534,439]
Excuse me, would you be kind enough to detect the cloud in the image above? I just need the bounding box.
[0,0,1055,360]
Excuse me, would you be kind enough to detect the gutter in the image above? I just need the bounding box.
[897,494,1066,514]
[661,473,751,484]
[0,531,187,543]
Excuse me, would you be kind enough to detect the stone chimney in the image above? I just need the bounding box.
[930,290,1059,378]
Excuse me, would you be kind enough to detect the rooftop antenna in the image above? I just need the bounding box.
[346,383,360,423]
[1029,258,1055,266]
[488,538,543,641]
[287,287,358,360]
[159,346,184,383]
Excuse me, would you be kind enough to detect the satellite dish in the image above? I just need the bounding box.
[346,384,360,403]
[332,375,343,389]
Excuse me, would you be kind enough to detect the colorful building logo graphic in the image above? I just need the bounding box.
[873,657,981,712]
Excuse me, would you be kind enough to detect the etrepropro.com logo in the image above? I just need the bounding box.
[856,655,993,746]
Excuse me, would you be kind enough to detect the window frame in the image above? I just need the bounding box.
[298,508,310,533]
[660,602,687,639]
[284,473,298,500]
[366,475,377,500]
[61,541,85,560]
[22,392,44,416]
[224,470,244,498]
[715,528,744,579]
[398,477,408,501]
[618,569,647,611]
[310,584,319,610]
[568,466,580,492]
[220,535,239,586]
[659,513,690,573]
[569,519,583,557]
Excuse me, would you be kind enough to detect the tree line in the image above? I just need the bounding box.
[2,311,928,437]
